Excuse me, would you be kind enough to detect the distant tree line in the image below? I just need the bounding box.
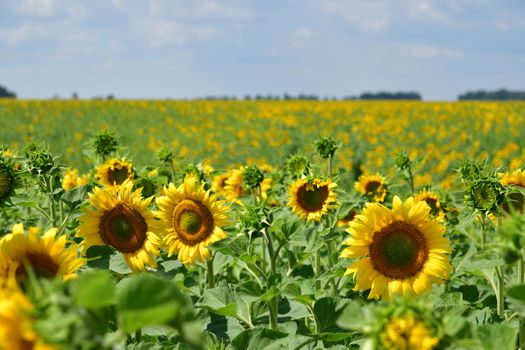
[0,84,16,98]
[458,89,525,101]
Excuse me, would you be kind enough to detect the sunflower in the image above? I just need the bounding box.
[288,178,337,222]
[77,179,162,272]
[499,169,525,212]
[222,167,246,203]
[414,189,445,221]
[337,208,358,227]
[156,175,229,266]
[340,196,451,300]
[62,168,89,191]
[0,287,56,350]
[0,161,15,204]
[0,224,84,285]
[212,172,232,195]
[380,314,438,350]
[95,158,134,187]
[499,168,525,187]
[355,173,388,203]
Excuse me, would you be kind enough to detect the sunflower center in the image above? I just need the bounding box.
[297,184,329,212]
[369,221,428,279]
[109,167,129,185]
[0,169,12,199]
[424,198,440,216]
[16,253,59,279]
[179,211,203,233]
[172,199,214,245]
[100,203,147,253]
[365,180,381,194]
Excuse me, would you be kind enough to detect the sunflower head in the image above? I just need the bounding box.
[0,224,85,285]
[314,136,338,159]
[0,287,56,350]
[91,130,118,159]
[0,160,16,205]
[95,158,134,187]
[62,168,89,191]
[340,196,451,300]
[380,313,439,350]
[337,208,358,227]
[77,179,162,272]
[499,169,525,213]
[286,155,310,178]
[414,189,445,221]
[212,172,232,195]
[223,167,247,203]
[355,173,388,203]
[243,165,264,189]
[465,179,505,214]
[288,178,337,222]
[156,176,229,266]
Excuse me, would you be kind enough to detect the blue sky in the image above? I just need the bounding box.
[0,0,524,100]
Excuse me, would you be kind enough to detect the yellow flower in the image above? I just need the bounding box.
[355,173,388,203]
[62,168,89,191]
[222,167,246,203]
[499,168,525,187]
[77,179,163,272]
[380,314,438,350]
[414,189,445,221]
[288,178,337,222]
[95,158,134,187]
[0,288,56,350]
[337,209,357,227]
[0,224,84,285]
[156,176,229,266]
[212,172,231,195]
[340,196,451,300]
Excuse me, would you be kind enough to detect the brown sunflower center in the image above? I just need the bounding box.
[369,221,428,279]
[16,253,59,279]
[423,197,440,216]
[297,184,329,212]
[0,169,12,199]
[365,180,381,194]
[108,166,130,185]
[100,203,147,253]
[172,199,214,245]
[341,210,356,223]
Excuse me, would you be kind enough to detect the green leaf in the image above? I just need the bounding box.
[72,270,115,309]
[336,300,366,331]
[109,253,132,274]
[231,328,288,350]
[116,274,188,333]
[199,285,237,318]
[506,284,525,316]
[476,324,517,350]
[85,245,113,270]
[313,297,347,333]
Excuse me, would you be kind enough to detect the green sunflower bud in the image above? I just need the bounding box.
[314,136,338,159]
[287,155,310,178]
[0,161,15,205]
[182,165,205,183]
[465,179,505,214]
[24,145,55,175]
[157,147,174,164]
[243,165,264,189]
[91,130,118,159]
[395,153,411,170]
[458,160,484,183]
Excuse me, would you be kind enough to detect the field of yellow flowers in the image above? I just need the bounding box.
[0,100,525,349]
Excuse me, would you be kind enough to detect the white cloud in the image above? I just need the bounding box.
[148,20,186,47]
[408,0,451,23]
[291,28,316,48]
[0,23,48,45]
[324,0,390,33]
[9,0,57,17]
[403,44,463,59]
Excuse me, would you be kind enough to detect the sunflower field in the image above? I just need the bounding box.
[1,100,525,349]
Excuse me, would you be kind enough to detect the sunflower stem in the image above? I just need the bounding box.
[207,256,215,289]
[315,250,321,290]
[480,215,486,250]
[407,165,415,197]
[263,228,279,330]
[495,266,505,318]
[45,176,57,227]
[519,254,525,349]
[169,161,176,182]
[327,156,332,178]
[59,199,65,224]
